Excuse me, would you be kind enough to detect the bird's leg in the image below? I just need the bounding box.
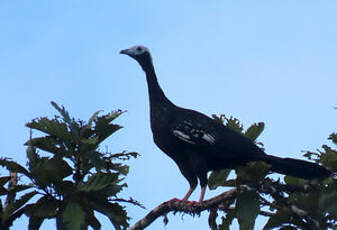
[198,186,206,203]
[167,185,196,207]
[181,187,195,201]
[184,187,206,207]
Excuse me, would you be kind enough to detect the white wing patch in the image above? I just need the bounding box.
[173,130,195,144]
[202,133,216,144]
[173,120,218,145]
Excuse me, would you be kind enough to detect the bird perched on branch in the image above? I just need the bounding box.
[120,45,331,204]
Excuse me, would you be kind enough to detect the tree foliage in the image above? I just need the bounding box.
[0,103,336,230]
[0,102,140,230]
[208,114,337,230]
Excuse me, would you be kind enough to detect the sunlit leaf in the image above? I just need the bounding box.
[244,122,265,141]
[208,169,231,190]
[225,116,244,134]
[79,173,123,197]
[88,110,103,128]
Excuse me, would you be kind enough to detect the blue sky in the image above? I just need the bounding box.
[1,1,337,229]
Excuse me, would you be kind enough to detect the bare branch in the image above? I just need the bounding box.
[4,172,18,208]
[129,188,237,230]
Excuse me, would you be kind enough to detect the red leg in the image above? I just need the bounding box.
[185,187,207,208]
[167,186,196,207]
[182,187,195,201]
[198,186,206,204]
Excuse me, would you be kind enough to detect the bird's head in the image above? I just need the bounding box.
[120,45,153,70]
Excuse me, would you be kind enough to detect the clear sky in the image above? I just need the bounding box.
[1,1,337,229]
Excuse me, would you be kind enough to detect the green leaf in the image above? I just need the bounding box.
[218,209,236,230]
[62,201,86,230]
[88,110,103,128]
[26,117,70,141]
[320,145,337,170]
[109,151,139,161]
[86,209,101,230]
[236,191,259,230]
[95,124,122,144]
[236,161,271,183]
[28,216,44,230]
[85,150,105,171]
[25,196,58,218]
[319,190,337,217]
[212,114,226,124]
[0,186,7,195]
[79,173,123,197]
[93,201,129,230]
[53,180,75,196]
[94,111,124,143]
[329,133,337,145]
[3,191,38,221]
[50,101,81,142]
[10,185,34,193]
[244,122,265,141]
[263,209,292,230]
[56,213,67,230]
[0,176,11,186]
[208,169,231,190]
[225,116,244,134]
[0,158,31,178]
[51,101,72,125]
[109,163,130,176]
[30,157,72,186]
[284,176,307,187]
[26,136,67,156]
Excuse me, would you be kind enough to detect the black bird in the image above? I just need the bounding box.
[120,45,331,203]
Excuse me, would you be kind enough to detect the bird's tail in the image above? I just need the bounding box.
[262,155,331,179]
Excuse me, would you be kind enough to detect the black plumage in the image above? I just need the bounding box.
[120,45,331,203]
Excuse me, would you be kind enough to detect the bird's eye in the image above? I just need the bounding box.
[137,47,142,52]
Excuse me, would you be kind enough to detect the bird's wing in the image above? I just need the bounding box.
[172,120,218,146]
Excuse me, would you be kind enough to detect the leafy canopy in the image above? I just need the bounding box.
[0,102,140,230]
[208,114,336,230]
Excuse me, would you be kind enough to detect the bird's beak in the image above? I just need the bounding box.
[120,49,129,55]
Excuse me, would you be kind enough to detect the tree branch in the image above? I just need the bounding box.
[129,188,237,230]
[4,172,18,208]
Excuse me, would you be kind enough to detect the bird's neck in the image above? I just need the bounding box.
[144,64,173,109]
